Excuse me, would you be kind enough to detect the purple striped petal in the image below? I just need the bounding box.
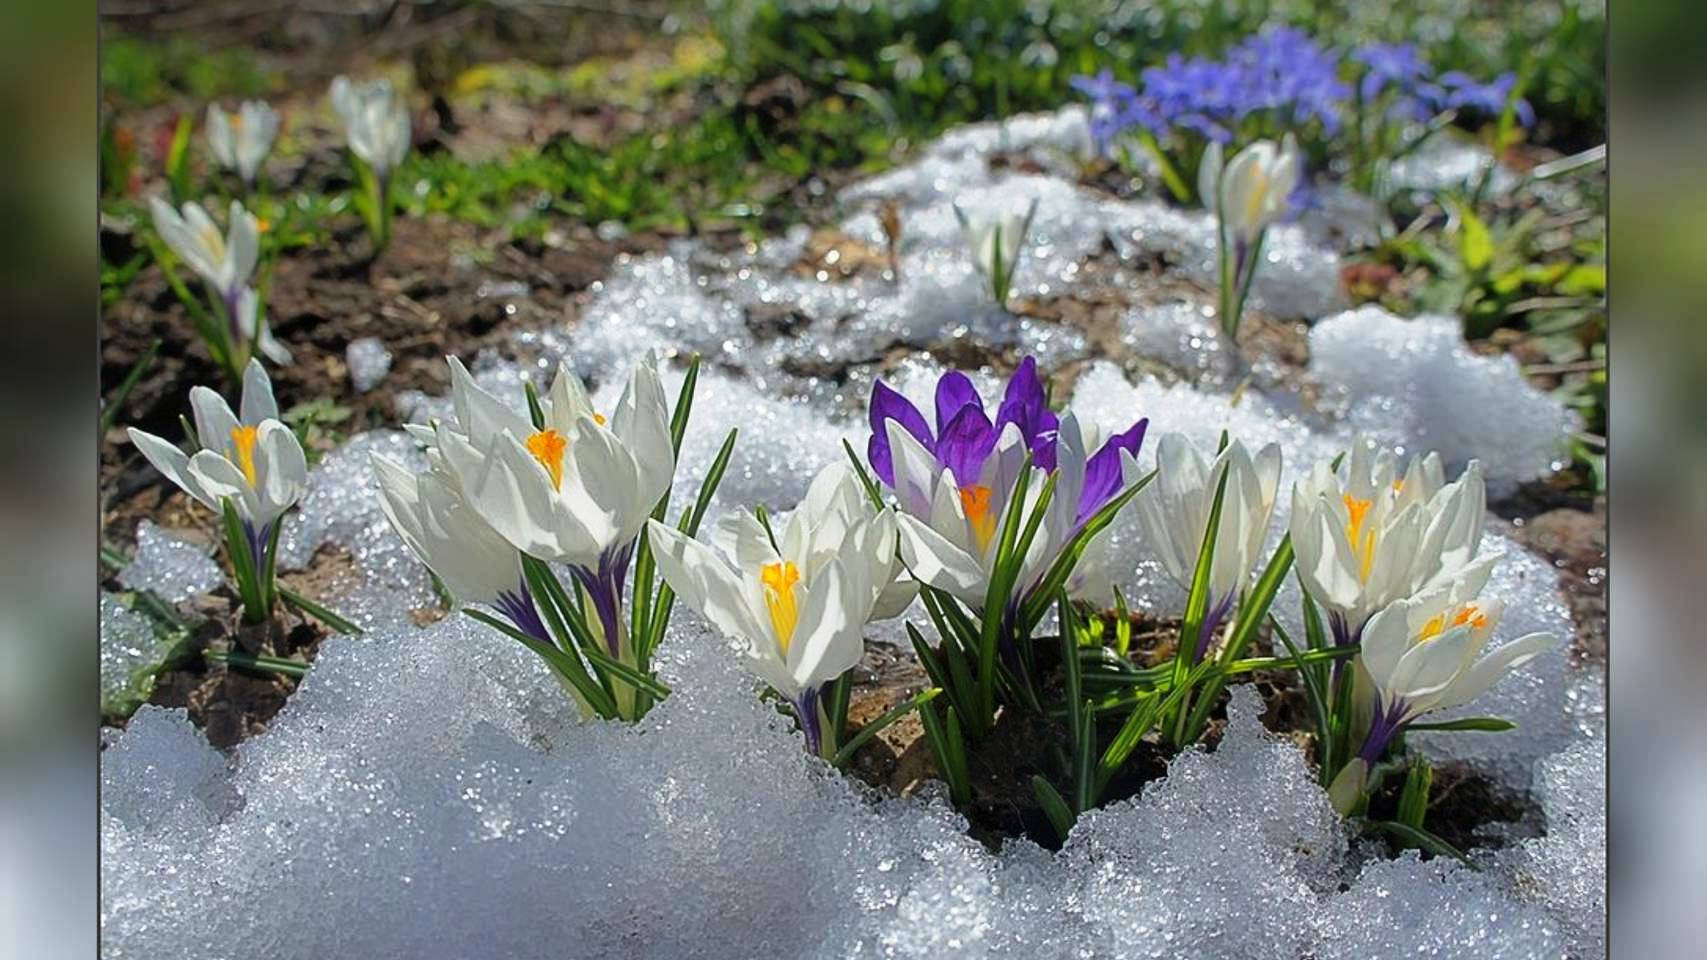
[995,357,1059,470]
[936,403,998,489]
[867,379,934,487]
[933,371,982,436]
[1076,417,1148,525]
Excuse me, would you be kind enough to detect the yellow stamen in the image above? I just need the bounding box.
[593,412,606,426]
[230,425,260,487]
[960,485,997,551]
[1343,493,1377,583]
[257,219,271,233]
[525,429,568,491]
[761,561,802,654]
[229,113,243,129]
[1418,613,1448,643]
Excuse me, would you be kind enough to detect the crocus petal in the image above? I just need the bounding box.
[255,419,308,520]
[646,520,772,652]
[868,379,934,487]
[127,428,214,512]
[448,356,532,444]
[1197,139,1223,211]
[894,513,987,604]
[933,371,983,436]
[935,402,998,489]
[1426,632,1558,714]
[1077,416,1147,525]
[786,557,864,691]
[189,386,240,456]
[238,358,279,424]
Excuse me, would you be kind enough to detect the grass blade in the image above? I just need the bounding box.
[830,687,941,768]
[279,587,363,636]
[1031,775,1075,843]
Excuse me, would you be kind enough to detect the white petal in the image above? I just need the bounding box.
[239,358,278,424]
[189,386,239,456]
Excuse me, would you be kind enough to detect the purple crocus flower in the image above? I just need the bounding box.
[868,357,1145,531]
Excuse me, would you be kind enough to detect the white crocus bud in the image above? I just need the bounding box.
[206,100,280,186]
[329,75,411,180]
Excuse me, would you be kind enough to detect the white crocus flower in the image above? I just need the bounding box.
[1130,434,1281,663]
[1199,134,1302,245]
[713,461,917,620]
[148,197,259,307]
[646,464,901,756]
[231,286,292,366]
[329,76,411,180]
[1327,572,1556,812]
[206,100,280,186]
[126,359,306,538]
[370,453,551,639]
[431,355,674,663]
[888,412,1091,609]
[1289,435,1487,647]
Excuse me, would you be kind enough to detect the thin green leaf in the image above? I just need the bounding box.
[524,380,547,430]
[580,643,672,699]
[206,648,307,678]
[842,438,886,510]
[1031,775,1076,843]
[1406,717,1517,733]
[1170,451,1234,740]
[279,587,363,636]
[667,353,701,456]
[1369,820,1477,869]
[101,338,160,435]
[1397,755,1433,830]
[464,608,616,716]
[830,687,942,768]
[1268,615,1332,769]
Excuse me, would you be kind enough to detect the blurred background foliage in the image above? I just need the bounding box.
[97,0,1605,488]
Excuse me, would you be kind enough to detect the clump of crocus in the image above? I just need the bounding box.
[378,354,734,721]
[1327,569,1556,815]
[954,199,1037,309]
[206,100,280,191]
[330,76,411,253]
[1198,134,1301,342]
[648,462,914,758]
[127,360,306,624]
[864,357,1148,743]
[1130,432,1281,664]
[146,196,289,379]
[1289,434,1486,650]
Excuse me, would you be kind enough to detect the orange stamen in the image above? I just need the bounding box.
[525,429,568,490]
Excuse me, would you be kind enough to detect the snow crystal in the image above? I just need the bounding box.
[1385,133,1519,197]
[1314,854,1565,958]
[345,336,392,393]
[1508,738,1606,956]
[100,593,173,709]
[100,707,233,833]
[1309,307,1576,493]
[116,520,220,604]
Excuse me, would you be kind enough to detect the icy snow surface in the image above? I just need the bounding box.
[116,520,221,604]
[103,108,1601,957]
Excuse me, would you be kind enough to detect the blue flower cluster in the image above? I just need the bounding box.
[1073,28,1533,152]
[1355,42,1536,127]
